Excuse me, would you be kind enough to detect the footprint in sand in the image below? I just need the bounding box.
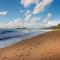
[25,50,32,57]
[1,57,7,60]
[23,48,26,51]
[30,47,32,50]
[19,55,24,60]
[38,42,40,45]
[33,45,37,47]
[16,54,18,57]
[19,55,24,57]
[17,48,20,51]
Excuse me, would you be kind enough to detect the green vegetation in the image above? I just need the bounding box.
[56,24,60,29]
[54,24,60,31]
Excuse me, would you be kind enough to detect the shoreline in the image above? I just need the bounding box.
[0,30,51,48]
[0,31,60,60]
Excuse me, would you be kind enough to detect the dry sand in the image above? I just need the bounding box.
[0,31,60,60]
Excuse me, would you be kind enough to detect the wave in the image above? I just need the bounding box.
[0,29,51,48]
[0,29,31,40]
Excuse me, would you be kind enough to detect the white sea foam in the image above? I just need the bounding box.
[0,29,52,48]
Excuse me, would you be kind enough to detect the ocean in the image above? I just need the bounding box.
[0,29,52,48]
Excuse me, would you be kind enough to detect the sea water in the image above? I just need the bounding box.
[0,28,52,48]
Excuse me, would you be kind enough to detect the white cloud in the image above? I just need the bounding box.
[7,17,39,28]
[42,0,53,6]
[20,0,40,8]
[45,20,60,27]
[0,18,24,28]
[43,13,52,22]
[0,17,60,28]
[33,3,44,14]
[0,11,8,16]
[7,18,24,28]
[24,16,41,28]
[25,10,30,16]
[16,0,54,28]
[42,13,60,27]
[0,23,7,28]
[20,0,53,14]
[0,16,40,28]
[48,13,52,17]
[25,14,32,21]
[19,0,54,28]
[5,13,53,28]
[33,0,53,14]
[21,0,32,8]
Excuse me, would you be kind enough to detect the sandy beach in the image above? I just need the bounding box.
[0,31,60,60]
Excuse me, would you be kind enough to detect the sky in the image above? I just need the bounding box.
[0,0,60,28]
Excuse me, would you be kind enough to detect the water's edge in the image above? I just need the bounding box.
[0,30,52,48]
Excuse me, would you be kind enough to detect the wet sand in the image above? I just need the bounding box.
[0,31,60,60]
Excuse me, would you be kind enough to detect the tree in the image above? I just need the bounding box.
[58,24,60,26]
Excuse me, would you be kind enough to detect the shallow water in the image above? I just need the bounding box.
[0,29,52,48]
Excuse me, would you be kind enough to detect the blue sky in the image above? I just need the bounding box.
[0,0,60,28]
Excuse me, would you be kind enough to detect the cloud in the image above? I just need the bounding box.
[21,0,33,8]
[33,3,44,14]
[43,13,52,22]
[20,0,53,14]
[20,0,39,8]
[24,16,41,28]
[45,20,60,27]
[42,13,60,27]
[0,16,40,28]
[13,0,54,29]
[0,22,7,28]
[25,14,32,21]
[48,13,52,17]
[0,11,8,16]
[0,17,60,28]
[25,10,30,16]
[42,0,53,6]
[33,0,53,14]
[6,13,53,28]
[0,18,24,28]
[19,0,54,28]
[7,18,24,28]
